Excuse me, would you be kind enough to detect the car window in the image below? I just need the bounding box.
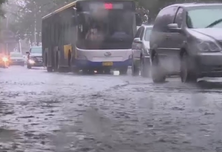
[135,27,143,38]
[144,27,152,41]
[10,53,23,57]
[153,6,178,31]
[31,47,42,54]
[174,8,184,27]
[187,6,222,28]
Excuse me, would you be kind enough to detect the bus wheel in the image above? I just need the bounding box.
[55,51,59,71]
[120,67,128,75]
[57,67,63,72]
[65,67,70,72]
[47,67,53,72]
[104,69,111,74]
[88,69,95,74]
[97,69,104,74]
[3,65,8,68]
[72,67,79,74]
[81,69,88,75]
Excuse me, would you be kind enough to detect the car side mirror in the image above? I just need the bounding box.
[134,38,142,43]
[167,23,182,32]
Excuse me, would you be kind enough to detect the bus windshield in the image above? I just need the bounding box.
[77,10,134,49]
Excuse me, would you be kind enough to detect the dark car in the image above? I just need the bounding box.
[150,3,222,83]
[132,24,152,77]
[9,52,25,66]
[27,46,43,69]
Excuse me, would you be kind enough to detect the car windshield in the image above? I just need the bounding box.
[10,53,23,57]
[187,6,222,28]
[144,27,152,41]
[31,47,42,54]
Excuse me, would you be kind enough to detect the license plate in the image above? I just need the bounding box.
[102,62,113,66]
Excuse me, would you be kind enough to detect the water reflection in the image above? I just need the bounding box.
[196,79,222,90]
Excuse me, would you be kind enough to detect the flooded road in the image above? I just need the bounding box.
[0,66,222,152]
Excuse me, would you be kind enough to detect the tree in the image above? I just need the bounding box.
[7,0,75,44]
[8,0,222,43]
[0,0,6,17]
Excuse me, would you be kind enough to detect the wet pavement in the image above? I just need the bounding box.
[0,66,222,152]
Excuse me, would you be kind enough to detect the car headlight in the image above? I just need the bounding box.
[2,57,8,62]
[28,59,35,64]
[196,40,221,52]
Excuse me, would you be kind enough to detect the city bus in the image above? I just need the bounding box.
[42,0,142,74]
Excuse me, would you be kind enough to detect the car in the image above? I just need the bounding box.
[150,3,222,83]
[132,24,152,77]
[9,52,25,66]
[26,46,43,69]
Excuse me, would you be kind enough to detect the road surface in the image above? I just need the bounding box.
[0,66,222,152]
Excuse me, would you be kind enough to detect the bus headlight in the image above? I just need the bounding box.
[29,59,35,64]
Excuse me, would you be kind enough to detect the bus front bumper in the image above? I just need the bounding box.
[73,59,132,68]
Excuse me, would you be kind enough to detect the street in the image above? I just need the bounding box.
[0,66,222,152]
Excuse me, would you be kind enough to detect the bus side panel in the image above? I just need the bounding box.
[42,19,46,66]
[58,7,74,68]
[48,17,54,68]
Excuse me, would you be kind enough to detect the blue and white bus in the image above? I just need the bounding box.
[42,0,142,74]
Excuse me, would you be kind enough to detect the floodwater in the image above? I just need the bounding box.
[0,66,222,152]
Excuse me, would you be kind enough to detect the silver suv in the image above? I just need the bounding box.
[150,3,222,83]
[132,24,152,77]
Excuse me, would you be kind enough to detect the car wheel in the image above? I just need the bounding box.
[27,64,31,69]
[47,67,53,72]
[103,69,111,74]
[151,53,166,83]
[81,69,92,75]
[120,67,128,75]
[141,58,149,77]
[132,61,139,76]
[180,52,197,83]
[3,65,8,68]
[72,67,80,74]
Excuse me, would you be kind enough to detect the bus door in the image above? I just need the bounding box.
[71,10,78,66]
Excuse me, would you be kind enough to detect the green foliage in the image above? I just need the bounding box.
[0,0,6,17]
